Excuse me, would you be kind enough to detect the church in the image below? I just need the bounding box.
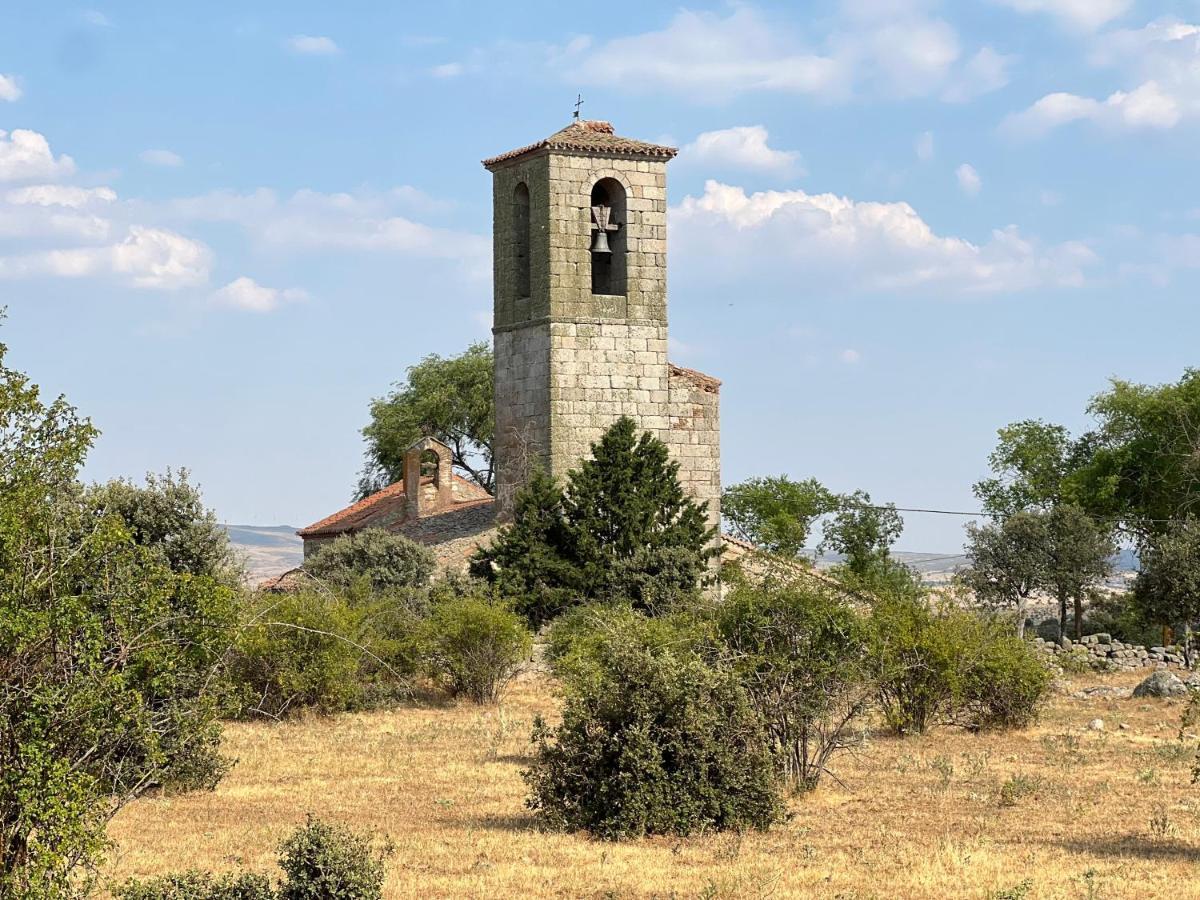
[298,118,722,569]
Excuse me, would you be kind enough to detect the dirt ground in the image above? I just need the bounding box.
[106,669,1200,899]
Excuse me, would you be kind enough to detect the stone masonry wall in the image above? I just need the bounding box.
[489,143,719,522]
[666,368,722,531]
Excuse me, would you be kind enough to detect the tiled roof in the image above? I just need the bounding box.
[298,475,491,538]
[482,120,678,169]
[669,363,722,393]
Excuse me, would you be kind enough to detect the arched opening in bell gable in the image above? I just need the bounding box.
[589,178,627,297]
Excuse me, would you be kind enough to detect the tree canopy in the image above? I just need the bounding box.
[721,476,836,559]
[358,342,494,499]
[475,416,719,625]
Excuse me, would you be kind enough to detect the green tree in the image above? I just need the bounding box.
[974,419,1080,516]
[87,469,240,584]
[358,342,494,498]
[820,490,904,578]
[1044,503,1115,640]
[1133,518,1200,665]
[721,475,836,558]
[0,337,236,895]
[1072,370,1200,540]
[961,512,1050,638]
[476,417,719,624]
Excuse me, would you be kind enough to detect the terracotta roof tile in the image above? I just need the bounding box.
[298,475,491,538]
[668,363,722,393]
[483,120,678,169]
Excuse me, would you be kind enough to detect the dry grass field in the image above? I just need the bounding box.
[106,669,1200,899]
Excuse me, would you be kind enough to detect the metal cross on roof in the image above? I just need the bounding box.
[573,94,583,119]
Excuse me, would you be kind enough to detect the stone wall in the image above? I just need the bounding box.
[666,366,722,531]
[1033,633,1192,670]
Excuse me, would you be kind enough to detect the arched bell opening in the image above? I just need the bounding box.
[590,178,627,296]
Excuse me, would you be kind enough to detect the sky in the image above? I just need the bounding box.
[2,0,1199,552]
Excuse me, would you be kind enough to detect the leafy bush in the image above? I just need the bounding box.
[525,637,782,839]
[233,591,417,718]
[962,625,1052,730]
[419,584,532,703]
[115,871,275,900]
[278,816,391,900]
[1084,590,1161,647]
[870,590,1051,734]
[305,528,436,594]
[114,817,391,900]
[715,575,872,791]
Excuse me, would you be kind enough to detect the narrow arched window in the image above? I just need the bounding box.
[513,182,531,299]
[590,178,627,296]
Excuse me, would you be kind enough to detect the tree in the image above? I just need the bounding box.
[961,512,1049,638]
[358,343,494,498]
[476,417,719,624]
[1072,370,1200,541]
[1133,518,1200,665]
[973,419,1079,516]
[0,337,237,895]
[721,475,836,559]
[86,469,240,584]
[1043,503,1115,640]
[820,490,904,578]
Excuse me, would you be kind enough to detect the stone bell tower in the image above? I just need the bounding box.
[483,118,720,526]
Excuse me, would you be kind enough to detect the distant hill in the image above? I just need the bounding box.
[224,525,303,582]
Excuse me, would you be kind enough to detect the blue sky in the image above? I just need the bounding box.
[2,0,1198,551]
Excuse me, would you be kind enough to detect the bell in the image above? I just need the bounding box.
[590,229,612,254]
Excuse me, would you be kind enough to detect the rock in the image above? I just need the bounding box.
[1119,723,1130,730]
[1132,670,1189,699]
[1088,718,1105,731]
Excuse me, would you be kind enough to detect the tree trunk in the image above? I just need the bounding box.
[1057,591,1068,642]
[1016,595,1028,639]
[1073,593,1084,641]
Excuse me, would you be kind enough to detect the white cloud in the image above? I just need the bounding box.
[564,8,842,100]
[81,10,112,27]
[915,131,935,161]
[1005,18,1200,136]
[211,276,307,312]
[942,47,1013,102]
[287,34,340,56]
[671,180,1097,295]
[140,148,183,167]
[0,75,21,102]
[993,0,1132,31]
[167,186,489,275]
[840,348,862,364]
[679,126,804,175]
[430,62,464,78]
[0,226,210,289]
[548,5,1007,104]
[5,184,116,208]
[956,163,982,196]
[0,129,76,182]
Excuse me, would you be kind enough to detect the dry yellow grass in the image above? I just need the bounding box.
[107,670,1200,899]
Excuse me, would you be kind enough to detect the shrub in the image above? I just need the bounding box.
[114,817,391,900]
[962,625,1052,730]
[278,816,391,900]
[525,637,782,839]
[115,871,275,900]
[419,584,532,703]
[714,575,872,791]
[233,591,416,718]
[870,591,1051,734]
[305,528,436,594]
